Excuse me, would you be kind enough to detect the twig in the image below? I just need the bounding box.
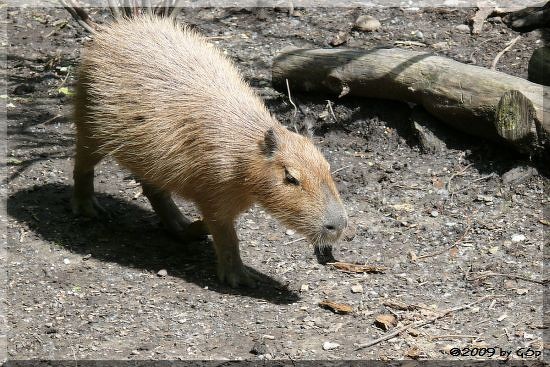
[58,0,97,33]
[58,66,71,87]
[450,173,496,196]
[394,40,427,47]
[331,164,351,175]
[286,78,298,117]
[355,295,492,350]
[469,37,498,61]
[326,100,337,121]
[283,237,306,246]
[391,184,425,191]
[504,328,511,341]
[466,271,547,285]
[446,163,473,193]
[415,244,457,260]
[470,7,495,34]
[33,333,43,345]
[205,35,234,40]
[37,114,63,126]
[491,35,521,70]
[429,334,480,340]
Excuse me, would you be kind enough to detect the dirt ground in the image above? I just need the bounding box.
[4,6,548,362]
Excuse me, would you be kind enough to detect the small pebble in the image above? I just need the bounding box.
[13,84,35,95]
[432,41,450,51]
[455,24,470,32]
[476,194,494,203]
[285,229,296,236]
[322,341,340,350]
[157,269,168,277]
[300,284,309,292]
[354,15,381,32]
[511,234,526,242]
[250,340,268,355]
[329,31,348,46]
[63,258,70,265]
[351,284,363,293]
[430,210,439,217]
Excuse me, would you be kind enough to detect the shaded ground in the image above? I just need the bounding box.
[4,6,548,361]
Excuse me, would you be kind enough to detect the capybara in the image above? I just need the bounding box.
[72,15,347,287]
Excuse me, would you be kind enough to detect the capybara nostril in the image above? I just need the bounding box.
[323,207,347,236]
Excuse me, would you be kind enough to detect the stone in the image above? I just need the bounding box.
[354,15,381,32]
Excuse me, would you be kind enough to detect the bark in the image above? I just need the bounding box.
[272,47,549,156]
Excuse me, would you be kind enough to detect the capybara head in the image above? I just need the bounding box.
[254,126,347,260]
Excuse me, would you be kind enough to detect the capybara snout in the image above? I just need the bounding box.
[252,126,347,249]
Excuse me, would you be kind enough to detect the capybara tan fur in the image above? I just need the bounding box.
[73,15,347,287]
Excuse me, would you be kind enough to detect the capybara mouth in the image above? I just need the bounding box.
[314,243,336,264]
[307,226,343,264]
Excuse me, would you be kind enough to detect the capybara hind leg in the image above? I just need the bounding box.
[72,139,105,217]
[206,218,261,288]
[141,182,209,241]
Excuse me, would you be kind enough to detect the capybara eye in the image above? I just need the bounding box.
[284,168,300,186]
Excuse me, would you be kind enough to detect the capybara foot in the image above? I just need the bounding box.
[165,219,210,242]
[71,196,105,218]
[217,264,261,288]
[185,219,210,240]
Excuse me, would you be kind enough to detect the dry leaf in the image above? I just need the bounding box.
[383,300,417,311]
[391,203,415,212]
[405,346,421,359]
[319,300,353,314]
[374,314,397,330]
[328,261,386,274]
[432,177,445,189]
[448,246,458,258]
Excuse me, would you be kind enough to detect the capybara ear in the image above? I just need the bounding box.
[260,128,278,157]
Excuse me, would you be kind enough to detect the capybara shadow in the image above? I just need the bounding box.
[7,183,299,304]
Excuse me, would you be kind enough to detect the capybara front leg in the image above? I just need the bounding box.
[206,218,261,288]
[141,182,209,241]
[72,137,105,217]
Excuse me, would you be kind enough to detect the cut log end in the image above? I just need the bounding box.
[495,90,538,153]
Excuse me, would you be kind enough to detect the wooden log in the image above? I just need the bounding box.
[272,47,549,156]
[528,46,550,86]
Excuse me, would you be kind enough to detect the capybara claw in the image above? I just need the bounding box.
[166,219,210,242]
[185,219,210,240]
[71,196,105,218]
[218,265,261,288]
